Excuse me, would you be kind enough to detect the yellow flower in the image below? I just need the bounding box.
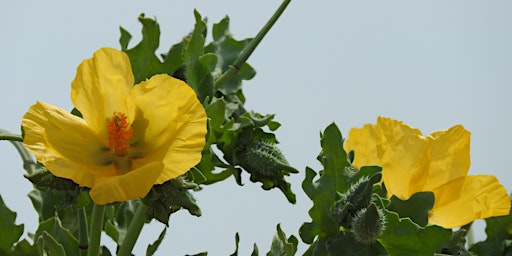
[21,48,207,205]
[344,117,510,228]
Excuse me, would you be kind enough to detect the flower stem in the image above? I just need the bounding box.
[78,208,89,256]
[0,129,36,175]
[117,202,148,256]
[88,204,105,256]
[0,132,23,142]
[214,0,292,89]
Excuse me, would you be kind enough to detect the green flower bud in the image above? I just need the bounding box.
[332,173,382,227]
[351,202,386,245]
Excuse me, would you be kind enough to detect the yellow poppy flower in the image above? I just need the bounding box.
[345,117,510,228]
[21,48,207,205]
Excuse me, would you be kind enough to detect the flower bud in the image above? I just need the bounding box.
[351,202,386,244]
[332,173,382,227]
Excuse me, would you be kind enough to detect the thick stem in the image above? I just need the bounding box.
[78,208,89,256]
[88,204,105,256]
[214,0,292,89]
[117,202,148,256]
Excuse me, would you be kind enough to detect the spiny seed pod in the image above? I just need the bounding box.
[351,202,386,245]
[236,140,297,178]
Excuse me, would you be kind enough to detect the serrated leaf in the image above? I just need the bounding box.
[387,191,434,227]
[470,206,512,255]
[145,177,201,225]
[267,224,297,256]
[183,10,215,103]
[325,234,387,256]
[0,195,24,253]
[119,26,132,51]
[378,210,452,256]
[35,216,79,256]
[146,228,166,256]
[11,238,38,255]
[37,231,66,256]
[230,233,241,256]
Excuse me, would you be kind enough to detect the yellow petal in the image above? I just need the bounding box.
[89,162,164,205]
[21,101,117,188]
[128,74,207,184]
[376,117,429,199]
[71,47,134,139]
[344,123,379,168]
[429,175,511,228]
[422,125,471,191]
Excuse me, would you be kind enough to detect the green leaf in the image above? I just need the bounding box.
[121,14,186,84]
[387,191,434,227]
[325,234,387,256]
[0,195,24,253]
[144,177,201,225]
[35,216,79,256]
[119,26,132,51]
[183,10,215,103]
[104,201,136,245]
[11,239,38,256]
[146,228,166,256]
[230,233,241,256]
[267,224,297,256]
[37,231,66,256]
[378,209,452,256]
[470,206,512,255]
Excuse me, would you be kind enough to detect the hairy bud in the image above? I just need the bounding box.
[351,203,386,244]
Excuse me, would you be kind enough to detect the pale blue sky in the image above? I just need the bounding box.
[1,1,511,255]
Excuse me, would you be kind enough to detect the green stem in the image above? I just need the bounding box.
[0,129,36,175]
[117,202,148,256]
[0,133,23,142]
[88,204,105,256]
[214,0,292,89]
[78,208,89,256]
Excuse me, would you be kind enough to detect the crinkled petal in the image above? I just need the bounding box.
[429,175,511,228]
[376,117,429,199]
[89,162,164,205]
[128,74,207,184]
[71,47,134,140]
[21,101,116,187]
[344,124,379,168]
[423,125,471,191]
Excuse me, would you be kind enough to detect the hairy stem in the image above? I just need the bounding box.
[214,0,292,89]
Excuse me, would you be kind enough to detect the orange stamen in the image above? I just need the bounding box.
[107,112,132,156]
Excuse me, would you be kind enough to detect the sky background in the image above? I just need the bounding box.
[1,1,512,255]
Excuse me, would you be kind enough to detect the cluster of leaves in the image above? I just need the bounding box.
[120,11,298,208]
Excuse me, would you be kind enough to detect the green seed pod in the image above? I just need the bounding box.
[351,202,386,245]
[236,140,297,178]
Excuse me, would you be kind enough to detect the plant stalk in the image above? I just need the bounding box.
[0,129,36,175]
[117,202,148,256]
[78,208,89,256]
[88,204,105,256]
[214,0,292,89]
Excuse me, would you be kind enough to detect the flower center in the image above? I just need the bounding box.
[107,112,132,156]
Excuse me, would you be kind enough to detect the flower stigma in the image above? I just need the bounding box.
[107,112,132,157]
